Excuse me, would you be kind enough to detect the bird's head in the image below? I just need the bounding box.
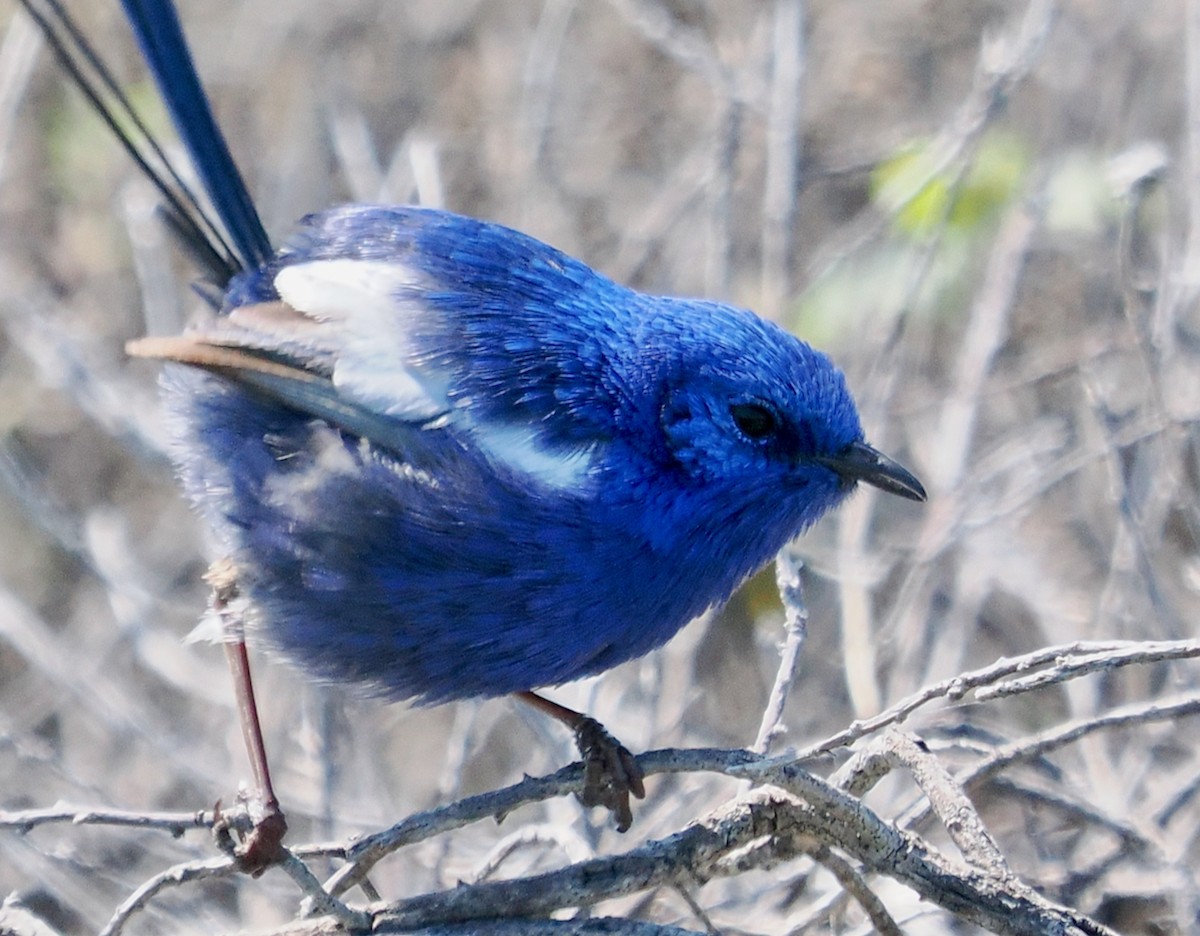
[625,298,924,551]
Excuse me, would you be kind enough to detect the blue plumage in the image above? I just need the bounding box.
[165,204,889,703]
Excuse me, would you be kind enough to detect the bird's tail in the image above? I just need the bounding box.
[17,0,272,286]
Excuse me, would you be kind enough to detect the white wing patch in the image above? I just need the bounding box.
[471,423,597,492]
[274,260,448,421]
[274,259,599,493]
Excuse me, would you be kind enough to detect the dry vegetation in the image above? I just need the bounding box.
[1,0,1199,933]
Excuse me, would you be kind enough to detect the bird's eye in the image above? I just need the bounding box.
[730,401,779,441]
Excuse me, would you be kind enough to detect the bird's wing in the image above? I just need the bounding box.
[127,331,440,460]
[134,206,639,490]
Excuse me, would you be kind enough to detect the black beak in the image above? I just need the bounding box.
[817,440,927,502]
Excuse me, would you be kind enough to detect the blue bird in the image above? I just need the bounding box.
[25,0,924,860]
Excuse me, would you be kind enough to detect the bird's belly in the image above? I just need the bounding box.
[167,371,700,703]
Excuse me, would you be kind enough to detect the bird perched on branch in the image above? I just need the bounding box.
[23,0,925,868]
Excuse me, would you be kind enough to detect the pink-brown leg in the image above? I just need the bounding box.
[208,561,287,875]
[515,690,646,832]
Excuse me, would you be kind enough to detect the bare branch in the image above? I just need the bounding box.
[797,639,1200,761]
[98,858,232,936]
[752,549,809,754]
[803,843,904,936]
[0,802,212,836]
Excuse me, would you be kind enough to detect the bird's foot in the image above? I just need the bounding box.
[573,716,646,832]
[213,796,288,877]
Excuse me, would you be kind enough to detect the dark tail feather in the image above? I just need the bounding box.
[118,0,271,274]
[18,0,271,286]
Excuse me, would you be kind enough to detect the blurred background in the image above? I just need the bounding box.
[0,0,1198,932]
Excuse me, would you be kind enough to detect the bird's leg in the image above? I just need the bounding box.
[514,691,646,832]
[206,560,288,876]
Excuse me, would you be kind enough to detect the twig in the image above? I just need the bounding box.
[880,728,1010,880]
[752,549,809,754]
[759,0,805,316]
[279,852,371,932]
[98,857,233,936]
[326,749,758,898]
[802,843,903,936]
[984,774,1153,854]
[975,639,1200,700]
[670,885,719,936]
[374,919,707,936]
[0,802,213,836]
[366,762,1112,936]
[900,691,1200,833]
[794,638,1200,761]
[600,0,763,111]
[0,4,43,184]
[465,824,593,884]
[961,692,1200,789]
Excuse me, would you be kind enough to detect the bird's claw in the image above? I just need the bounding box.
[573,716,646,832]
[213,799,288,877]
